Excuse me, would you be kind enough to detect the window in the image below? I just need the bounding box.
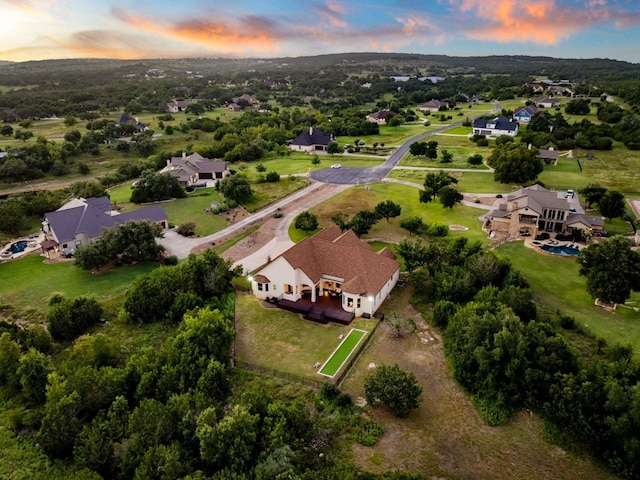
[347,298,354,308]
[75,240,82,247]
[257,283,269,292]
[257,283,263,291]
[284,284,293,294]
[357,298,361,308]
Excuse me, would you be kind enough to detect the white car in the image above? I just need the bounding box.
[330,163,342,169]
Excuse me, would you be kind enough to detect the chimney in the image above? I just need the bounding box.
[166,159,171,167]
[309,127,313,136]
[182,151,186,159]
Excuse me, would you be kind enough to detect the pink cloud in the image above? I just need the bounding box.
[313,1,348,28]
[5,0,51,18]
[448,0,640,45]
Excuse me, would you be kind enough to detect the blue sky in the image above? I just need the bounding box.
[2,0,640,62]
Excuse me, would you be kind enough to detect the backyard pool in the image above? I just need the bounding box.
[1,240,29,258]
[540,244,580,256]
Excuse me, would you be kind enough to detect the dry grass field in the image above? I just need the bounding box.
[340,284,617,480]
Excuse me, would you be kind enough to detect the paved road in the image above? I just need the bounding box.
[159,182,350,260]
[162,103,502,260]
[310,121,467,185]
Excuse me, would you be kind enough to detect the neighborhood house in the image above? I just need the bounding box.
[289,127,333,153]
[472,115,519,137]
[483,185,604,240]
[366,110,395,125]
[42,197,168,254]
[251,226,400,323]
[160,152,228,187]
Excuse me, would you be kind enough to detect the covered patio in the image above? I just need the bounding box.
[273,295,355,325]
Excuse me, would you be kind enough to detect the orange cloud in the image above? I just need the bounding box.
[111,7,281,54]
[448,0,623,45]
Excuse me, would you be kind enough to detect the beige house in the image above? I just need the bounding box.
[251,226,400,322]
[160,152,228,187]
[418,99,447,112]
[484,185,604,240]
[366,110,395,125]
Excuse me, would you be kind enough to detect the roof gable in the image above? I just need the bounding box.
[291,127,332,146]
[274,228,399,297]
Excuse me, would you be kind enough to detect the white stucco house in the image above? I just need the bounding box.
[250,226,400,323]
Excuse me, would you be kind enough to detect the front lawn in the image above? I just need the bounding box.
[496,241,640,351]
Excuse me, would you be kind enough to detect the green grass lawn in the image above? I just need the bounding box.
[309,182,491,245]
[243,176,310,212]
[106,185,228,236]
[318,329,366,377]
[234,152,383,180]
[496,241,640,350]
[234,292,377,378]
[0,254,159,312]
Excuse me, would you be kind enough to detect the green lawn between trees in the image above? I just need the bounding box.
[496,242,640,348]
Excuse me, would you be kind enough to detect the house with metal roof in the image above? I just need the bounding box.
[250,226,400,324]
[472,115,519,137]
[42,197,167,254]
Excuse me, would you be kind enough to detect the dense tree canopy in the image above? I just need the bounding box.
[488,142,543,184]
[578,236,640,304]
[130,171,186,203]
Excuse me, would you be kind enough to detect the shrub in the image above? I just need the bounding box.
[477,138,489,147]
[535,232,550,240]
[163,255,179,266]
[265,171,280,182]
[176,222,196,237]
[356,419,384,446]
[427,223,449,237]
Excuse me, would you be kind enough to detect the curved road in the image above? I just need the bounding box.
[310,121,466,185]
[162,105,501,262]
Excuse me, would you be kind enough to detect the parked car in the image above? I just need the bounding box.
[193,181,207,188]
[330,163,342,169]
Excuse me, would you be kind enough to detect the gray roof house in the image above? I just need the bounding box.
[42,197,167,252]
[160,152,228,187]
[484,185,604,240]
[472,115,519,137]
[418,99,447,112]
[289,127,333,152]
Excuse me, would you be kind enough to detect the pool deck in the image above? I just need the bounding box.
[0,233,46,262]
[524,237,585,256]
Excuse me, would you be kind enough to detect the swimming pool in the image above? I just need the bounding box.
[9,240,28,254]
[540,244,580,256]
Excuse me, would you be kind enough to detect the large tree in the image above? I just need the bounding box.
[421,170,458,203]
[598,190,626,221]
[579,183,607,209]
[218,174,253,203]
[130,172,186,203]
[578,236,640,304]
[438,186,464,209]
[374,200,402,223]
[364,364,422,418]
[488,143,543,184]
[293,211,319,231]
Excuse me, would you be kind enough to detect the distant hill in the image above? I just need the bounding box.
[0,53,637,81]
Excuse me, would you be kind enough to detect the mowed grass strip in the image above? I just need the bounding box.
[319,329,366,377]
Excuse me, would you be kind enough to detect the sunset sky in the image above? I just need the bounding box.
[2,0,640,63]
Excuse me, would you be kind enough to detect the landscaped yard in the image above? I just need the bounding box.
[496,241,640,350]
[234,292,377,379]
